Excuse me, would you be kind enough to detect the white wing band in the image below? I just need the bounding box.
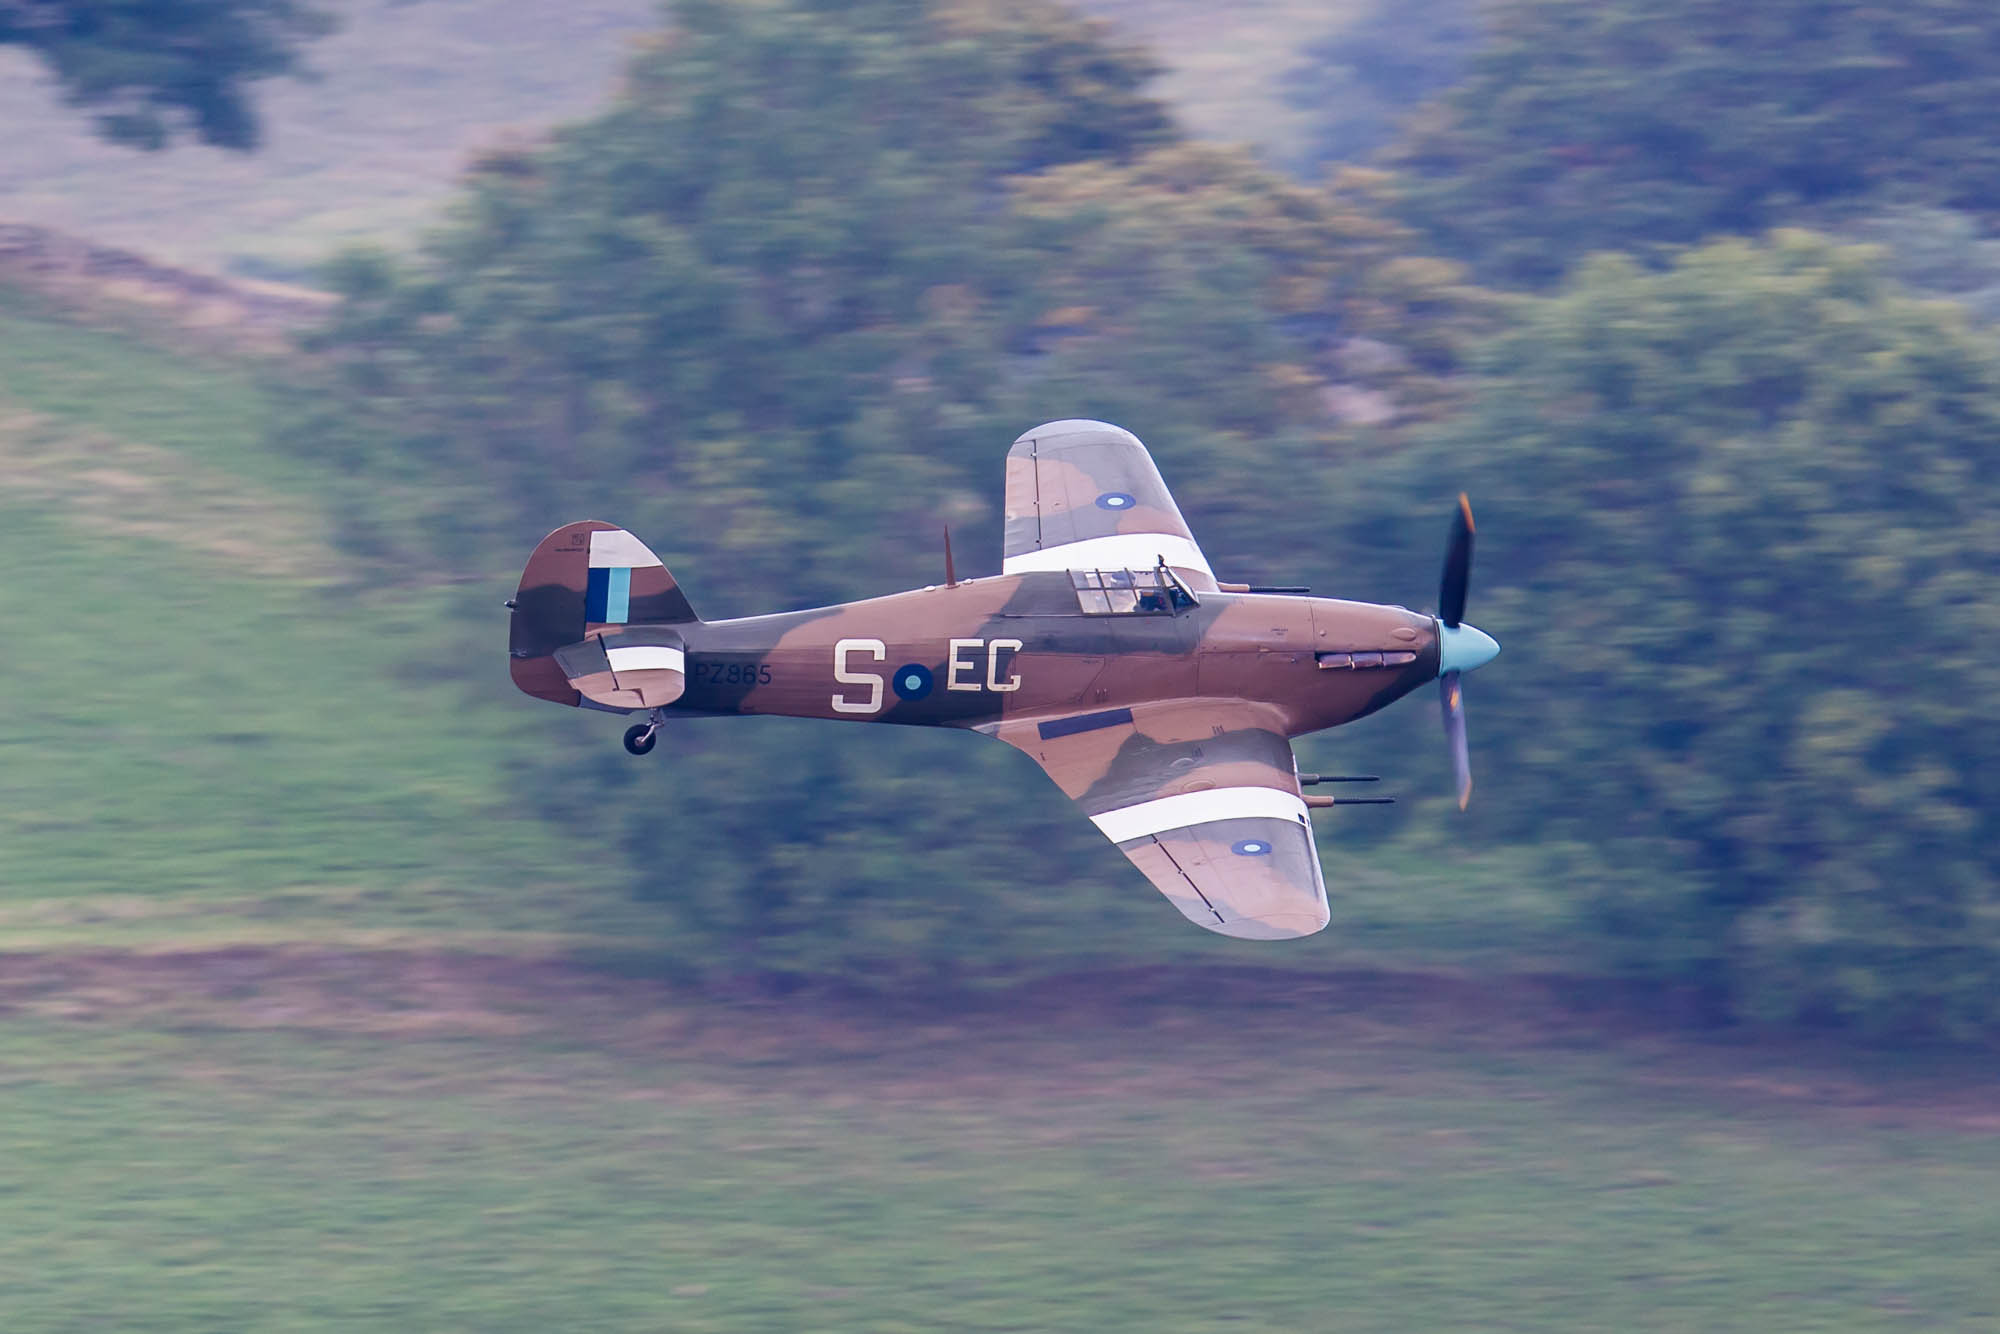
[589,529,665,569]
[605,645,685,674]
[1004,532,1213,577]
[1089,785,1308,844]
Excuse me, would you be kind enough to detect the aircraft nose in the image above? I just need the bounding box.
[1436,622,1499,676]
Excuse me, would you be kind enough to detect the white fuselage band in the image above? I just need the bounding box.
[1004,532,1214,577]
[1089,785,1307,844]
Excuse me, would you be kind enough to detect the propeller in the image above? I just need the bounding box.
[1434,494,1497,810]
[1440,493,1473,630]
[1440,667,1473,810]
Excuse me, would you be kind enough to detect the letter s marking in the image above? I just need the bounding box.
[832,638,885,714]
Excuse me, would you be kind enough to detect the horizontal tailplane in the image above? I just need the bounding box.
[509,520,697,708]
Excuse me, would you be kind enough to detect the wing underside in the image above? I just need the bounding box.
[983,700,1329,939]
[1002,419,1219,591]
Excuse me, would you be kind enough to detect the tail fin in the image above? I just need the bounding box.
[509,521,697,708]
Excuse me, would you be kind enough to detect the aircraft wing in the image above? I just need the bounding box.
[1002,419,1219,591]
[980,700,1329,939]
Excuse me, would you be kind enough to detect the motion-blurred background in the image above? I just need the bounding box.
[2,1,1997,1328]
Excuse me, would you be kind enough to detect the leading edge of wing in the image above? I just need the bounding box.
[982,700,1330,940]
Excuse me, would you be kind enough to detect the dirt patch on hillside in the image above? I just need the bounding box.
[0,223,330,352]
[0,405,336,577]
[1,947,1994,1131]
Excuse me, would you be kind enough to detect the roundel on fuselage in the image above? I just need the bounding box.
[892,663,935,700]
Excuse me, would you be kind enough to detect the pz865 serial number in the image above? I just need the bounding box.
[691,661,773,686]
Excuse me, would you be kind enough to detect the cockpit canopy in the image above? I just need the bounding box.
[1070,567,1198,616]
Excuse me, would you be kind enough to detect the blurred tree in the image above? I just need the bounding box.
[1827,205,2000,325]
[286,0,1488,983]
[1282,0,1484,174]
[1003,149,1494,546]
[1342,234,2000,1034]
[0,0,336,150]
[1386,0,2000,287]
[937,0,1177,172]
[1011,150,1475,417]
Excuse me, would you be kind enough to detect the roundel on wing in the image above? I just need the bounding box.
[892,663,934,700]
[1230,839,1274,857]
[1095,491,1138,512]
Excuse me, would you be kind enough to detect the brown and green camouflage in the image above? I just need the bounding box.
[508,420,1491,940]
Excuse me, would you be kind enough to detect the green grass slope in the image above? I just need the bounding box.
[0,291,658,947]
[4,975,1998,1333]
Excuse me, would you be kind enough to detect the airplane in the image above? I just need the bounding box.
[507,419,1499,940]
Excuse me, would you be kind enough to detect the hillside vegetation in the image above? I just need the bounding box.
[1384,0,2000,287]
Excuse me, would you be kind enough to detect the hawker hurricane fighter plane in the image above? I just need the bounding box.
[508,420,1499,940]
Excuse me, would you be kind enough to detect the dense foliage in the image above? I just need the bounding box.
[1283,0,1483,175]
[1348,236,2000,1033]
[1387,0,2000,287]
[1,0,334,150]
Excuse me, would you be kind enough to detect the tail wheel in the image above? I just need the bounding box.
[622,723,657,756]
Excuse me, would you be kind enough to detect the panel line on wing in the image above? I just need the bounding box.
[1031,435,1044,550]
[1155,839,1224,924]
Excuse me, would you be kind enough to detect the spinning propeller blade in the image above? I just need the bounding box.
[1432,494,1496,809]
[1439,492,1473,629]
[1440,672,1472,811]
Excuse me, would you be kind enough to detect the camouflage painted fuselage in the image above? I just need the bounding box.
[647,577,1436,738]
